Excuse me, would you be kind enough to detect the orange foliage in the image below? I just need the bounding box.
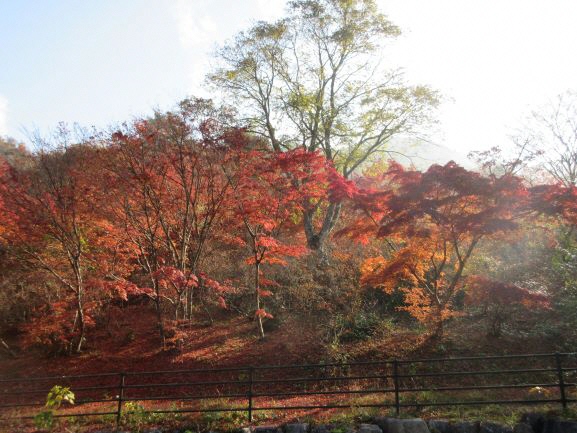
[347,161,530,335]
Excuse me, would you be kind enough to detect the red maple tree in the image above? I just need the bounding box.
[341,161,530,337]
[105,101,238,345]
[227,147,330,337]
[0,139,129,353]
[466,275,550,337]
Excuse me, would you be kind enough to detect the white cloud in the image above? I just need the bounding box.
[171,0,287,96]
[171,0,219,95]
[174,0,217,50]
[255,0,286,21]
[0,95,8,136]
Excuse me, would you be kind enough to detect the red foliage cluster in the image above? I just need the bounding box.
[2,104,573,350]
[229,147,332,336]
[0,100,345,348]
[529,184,577,226]
[466,276,550,309]
[338,161,539,335]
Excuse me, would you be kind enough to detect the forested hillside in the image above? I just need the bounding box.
[0,0,576,378]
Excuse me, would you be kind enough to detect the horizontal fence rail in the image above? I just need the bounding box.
[1,352,576,429]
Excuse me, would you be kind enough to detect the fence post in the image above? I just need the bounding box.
[247,367,254,423]
[116,372,126,430]
[393,360,400,416]
[555,353,567,409]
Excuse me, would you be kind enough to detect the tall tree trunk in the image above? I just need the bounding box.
[75,290,85,353]
[174,298,180,322]
[303,202,341,251]
[69,310,78,355]
[154,287,165,347]
[72,260,86,354]
[255,262,265,339]
[0,339,16,358]
[201,296,214,325]
[186,285,194,321]
[432,304,444,340]
[186,261,198,321]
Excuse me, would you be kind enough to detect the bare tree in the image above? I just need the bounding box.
[517,90,577,187]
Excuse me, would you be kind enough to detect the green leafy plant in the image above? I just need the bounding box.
[121,401,182,432]
[122,401,149,431]
[34,385,75,430]
[34,411,55,430]
[46,385,75,409]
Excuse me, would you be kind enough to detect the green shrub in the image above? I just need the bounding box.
[340,312,381,342]
[34,385,75,430]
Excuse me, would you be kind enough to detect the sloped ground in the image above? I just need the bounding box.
[0,304,564,379]
[0,305,327,378]
[0,305,572,433]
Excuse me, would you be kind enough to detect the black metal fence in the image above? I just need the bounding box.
[1,352,577,428]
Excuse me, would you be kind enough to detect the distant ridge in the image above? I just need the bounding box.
[386,136,472,170]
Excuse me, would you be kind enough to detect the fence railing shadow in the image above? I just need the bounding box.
[1,352,576,429]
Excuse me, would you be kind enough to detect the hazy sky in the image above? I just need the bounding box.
[1,0,576,156]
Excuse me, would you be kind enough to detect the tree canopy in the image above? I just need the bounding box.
[209,0,439,249]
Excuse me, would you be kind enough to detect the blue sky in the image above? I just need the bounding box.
[1,1,187,136]
[0,0,285,140]
[1,0,577,155]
